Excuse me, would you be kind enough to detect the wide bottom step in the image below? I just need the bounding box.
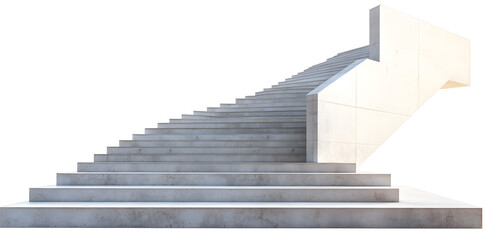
[0,188,481,228]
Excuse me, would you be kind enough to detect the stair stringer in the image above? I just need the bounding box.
[306,5,470,165]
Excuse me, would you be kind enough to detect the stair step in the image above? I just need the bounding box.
[30,186,398,202]
[310,50,368,68]
[118,140,305,148]
[302,58,357,70]
[271,83,321,91]
[219,103,306,109]
[158,122,305,128]
[235,98,306,104]
[245,93,306,99]
[290,64,351,78]
[284,69,341,80]
[280,75,331,86]
[132,133,305,141]
[106,147,305,155]
[206,106,306,113]
[295,59,362,76]
[144,127,305,134]
[77,162,355,173]
[192,111,306,117]
[255,89,311,95]
[170,116,306,123]
[320,49,368,62]
[274,80,323,88]
[262,86,315,91]
[93,154,305,162]
[57,172,391,186]
[256,88,311,94]
[297,58,360,72]
[1,187,480,228]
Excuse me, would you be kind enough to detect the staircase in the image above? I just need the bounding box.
[0,6,481,228]
[35,47,400,203]
[95,46,369,164]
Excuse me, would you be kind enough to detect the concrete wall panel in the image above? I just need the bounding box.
[306,5,470,165]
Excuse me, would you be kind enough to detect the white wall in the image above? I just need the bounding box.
[0,0,483,238]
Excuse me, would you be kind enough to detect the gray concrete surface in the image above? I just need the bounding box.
[0,188,480,228]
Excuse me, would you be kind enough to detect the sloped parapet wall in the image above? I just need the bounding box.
[306,5,470,165]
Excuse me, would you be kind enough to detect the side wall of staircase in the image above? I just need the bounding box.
[306,5,470,165]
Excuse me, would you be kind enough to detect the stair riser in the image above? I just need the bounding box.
[170,117,306,123]
[245,94,306,99]
[206,107,306,113]
[30,188,398,202]
[192,112,305,117]
[132,134,305,141]
[263,86,315,91]
[157,122,306,128]
[255,90,311,96]
[219,103,306,108]
[266,85,316,90]
[144,128,305,134]
[93,154,305,162]
[180,115,217,120]
[261,86,315,91]
[1,207,479,228]
[77,162,355,173]
[57,173,391,186]
[106,147,305,155]
[118,140,306,148]
[235,98,306,104]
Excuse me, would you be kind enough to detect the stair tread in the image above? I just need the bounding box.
[33,185,397,189]
[59,172,385,175]
[4,188,477,208]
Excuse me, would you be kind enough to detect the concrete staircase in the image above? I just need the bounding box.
[0,44,480,227]
[44,46,397,203]
[94,46,368,163]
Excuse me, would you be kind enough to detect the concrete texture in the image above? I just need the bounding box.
[56,172,391,186]
[132,133,306,141]
[29,186,399,202]
[77,162,356,173]
[0,188,480,228]
[118,140,307,148]
[93,153,305,162]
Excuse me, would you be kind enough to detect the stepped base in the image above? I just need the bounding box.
[0,187,481,228]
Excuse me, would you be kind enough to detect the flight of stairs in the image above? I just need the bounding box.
[39,46,398,203]
[95,45,370,163]
[0,46,480,228]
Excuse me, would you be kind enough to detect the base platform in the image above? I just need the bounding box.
[0,187,481,228]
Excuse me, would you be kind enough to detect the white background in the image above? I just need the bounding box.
[0,0,483,238]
